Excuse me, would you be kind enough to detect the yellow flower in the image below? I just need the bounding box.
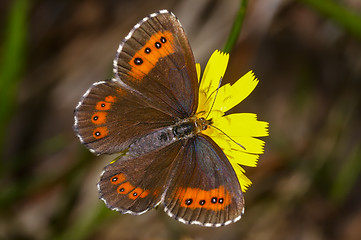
[196,50,269,192]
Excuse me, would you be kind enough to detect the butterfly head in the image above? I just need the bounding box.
[196,117,213,131]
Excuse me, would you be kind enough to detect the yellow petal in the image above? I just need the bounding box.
[213,71,259,112]
[206,133,255,191]
[231,136,266,154]
[204,112,269,191]
[232,165,252,192]
[213,113,269,137]
[197,50,229,115]
[226,147,260,167]
[199,50,229,95]
[196,63,201,83]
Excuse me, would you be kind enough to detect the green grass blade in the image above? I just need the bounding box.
[223,0,248,53]
[0,0,29,155]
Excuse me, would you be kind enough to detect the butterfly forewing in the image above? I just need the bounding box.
[115,10,198,118]
[74,80,175,154]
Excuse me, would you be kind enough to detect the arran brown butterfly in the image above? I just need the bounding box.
[74,10,246,227]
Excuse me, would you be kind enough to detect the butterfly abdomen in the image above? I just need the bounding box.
[127,118,202,157]
[127,127,175,157]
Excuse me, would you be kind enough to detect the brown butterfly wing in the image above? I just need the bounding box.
[114,10,198,118]
[74,79,175,154]
[163,135,245,227]
[75,10,199,155]
[98,140,184,214]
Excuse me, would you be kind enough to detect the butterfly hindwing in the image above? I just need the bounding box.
[163,135,244,227]
[114,10,199,118]
[98,140,184,214]
[74,79,175,155]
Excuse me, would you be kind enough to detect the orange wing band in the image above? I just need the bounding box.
[128,31,175,81]
[176,186,232,211]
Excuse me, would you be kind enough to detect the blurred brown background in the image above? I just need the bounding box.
[1,0,361,239]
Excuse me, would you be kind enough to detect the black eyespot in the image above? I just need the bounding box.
[119,188,124,192]
[95,131,100,136]
[199,200,206,206]
[218,198,224,204]
[211,197,217,204]
[185,199,193,205]
[160,37,166,43]
[111,177,118,182]
[145,47,151,53]
[133,192,137,196]
[155,42,161,48]
[93,116,98,121]
[134,57,143,65]
[101,103,105,107]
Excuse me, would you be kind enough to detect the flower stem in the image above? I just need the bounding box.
[223,0,248,53]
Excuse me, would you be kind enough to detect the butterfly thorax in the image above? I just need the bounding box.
[173,117,209,137]
[127,117,211,157]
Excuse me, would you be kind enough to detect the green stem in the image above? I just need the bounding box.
[223,0,248,53]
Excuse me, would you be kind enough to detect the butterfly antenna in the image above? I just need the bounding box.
[205,77,223,120]
[209,124,246,150]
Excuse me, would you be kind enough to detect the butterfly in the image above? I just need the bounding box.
[74,10,246,227]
